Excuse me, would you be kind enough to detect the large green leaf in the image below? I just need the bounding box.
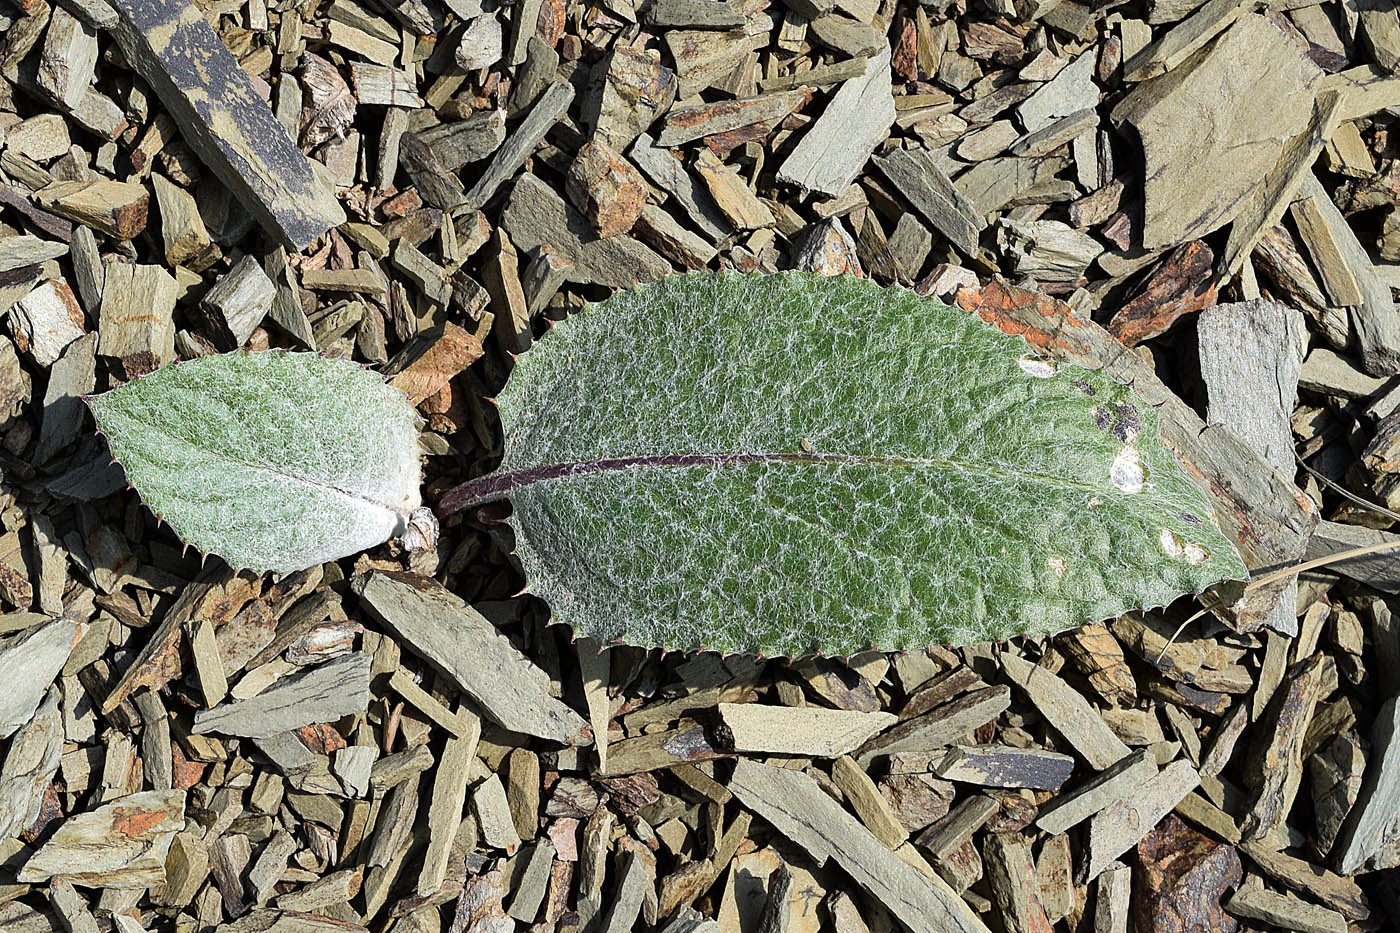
[86,350,426,573]
[448,271,1246,656]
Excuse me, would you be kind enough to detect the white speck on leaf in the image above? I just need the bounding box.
[1111,445,1144,494]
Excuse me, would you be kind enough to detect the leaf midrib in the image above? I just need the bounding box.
[440,449,1115,513]
[130,409,405,518]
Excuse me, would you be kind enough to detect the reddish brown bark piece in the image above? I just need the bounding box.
[565,139,647,238]
[1133,814,1242,933]
[1106,240,1218,345]
[103,569,259,714]
[386,322,484,407]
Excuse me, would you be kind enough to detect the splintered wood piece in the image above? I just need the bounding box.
[464,82,574,212]
[858,686,1011,764]
[18,788,185,887]
[693,149,774,230]
[658,89,810,147]
[1311,733,1364,856]
[999,652,1130,770]
[1241,842,1368,921]
[717,703,893,757]
[0,619,80,739]
[418,708,481,897]
[1334,693,1400,873]
[1085,759,1200,880]
[1225,880,1348,933]
[872,148,985,257]
[383,322,483,405]
[191,652,370,738]
[152,174,219,270]
[107,0,345,249]
[983,832,1052,933]
[727,759,991,933]
[935,745,1075,791]
[831,755,908,848]
[474,774,521,854]
[98,262,177,377]
[1106,240,1217,345]
[200,255,276,350]
[353,571,588,744]
[1110,14,1321,249]
[34,179,149,240]
[1294,173,1400,376]
[1197,299,1308,635]
[0,686,61,839]
[1056,623,1136,705]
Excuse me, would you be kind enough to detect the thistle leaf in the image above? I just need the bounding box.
[451,271,1247,656]
[86,350,422,574]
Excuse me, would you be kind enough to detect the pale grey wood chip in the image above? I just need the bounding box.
[1017,48,1097,133]
[192,652,370,738]
[463,82,574,212]
[418,712,480,896]
[33,332,95,469]
[1295,173,1400,376]
[717,703,894,757]
[506,840,555,922]
[1334,694,1400,873]
[49,877,98,933]
[999,653,1130,770]
[353,571,587,743]
[871,147,984,256]
[1198,299,1308,635]
[777,47,894,198]
[0,619,79,739]
[727,758,991,933]
[1085,759,1200,880]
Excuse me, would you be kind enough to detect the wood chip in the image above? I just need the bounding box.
[353,571,588,744]
[192,652,371,738]
[728,759,991,933]
[717,703,894,757]
[107,0,344,248]
[18,788,185,887]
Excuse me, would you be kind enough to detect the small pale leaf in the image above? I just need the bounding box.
[86,350,421,573]
[449,271,1247,656]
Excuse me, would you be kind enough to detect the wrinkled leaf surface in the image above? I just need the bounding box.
[482,271,1246,655]
[87,350,421,573]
